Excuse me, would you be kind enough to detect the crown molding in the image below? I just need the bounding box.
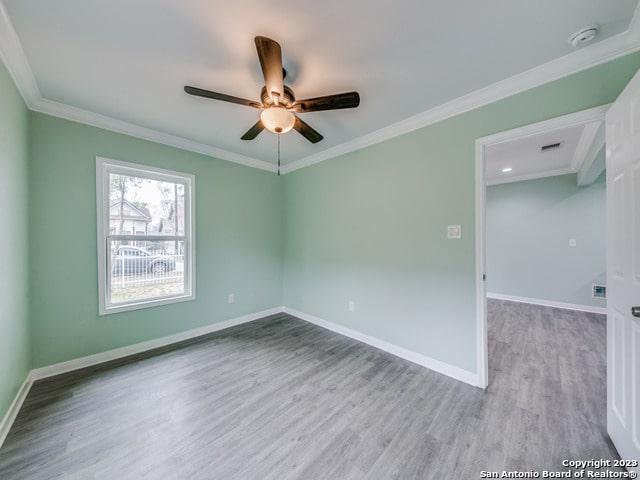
[283,9,640,174]
[31,98,278,172]
[0,0,39,106]
[1,0,639,175]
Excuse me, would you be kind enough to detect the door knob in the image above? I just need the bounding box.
[632,306,640,318]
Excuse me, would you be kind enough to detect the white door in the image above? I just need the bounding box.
[606,68,640,473]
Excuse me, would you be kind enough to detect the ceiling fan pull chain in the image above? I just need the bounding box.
[278,134,281,176]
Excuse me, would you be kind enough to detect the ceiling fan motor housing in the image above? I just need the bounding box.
[261,85,295,108]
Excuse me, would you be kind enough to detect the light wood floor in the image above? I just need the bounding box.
[0,300,622,479]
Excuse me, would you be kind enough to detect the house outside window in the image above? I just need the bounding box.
[96,157,195,314]
[109,199,151,236]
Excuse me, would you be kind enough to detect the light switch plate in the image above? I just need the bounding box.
[447,225,461,239]
[569,239,576,247]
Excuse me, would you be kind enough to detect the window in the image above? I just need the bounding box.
[96,157,195,315]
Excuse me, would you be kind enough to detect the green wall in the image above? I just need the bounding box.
[283,53,640,374]
[2,50,639,413]
[487,173,606,308]
[0,61,30,420]
[28,113,284,368]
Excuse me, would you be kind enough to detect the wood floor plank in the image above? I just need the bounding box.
[0,303,625,479]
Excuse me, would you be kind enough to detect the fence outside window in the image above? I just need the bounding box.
[109,241,186,305]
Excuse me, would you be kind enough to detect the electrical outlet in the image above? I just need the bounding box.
[228,293,235,304]
[447,225,461,239]
[592,285,606,299]
[349,301,355,312]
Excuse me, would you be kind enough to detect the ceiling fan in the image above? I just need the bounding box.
[184,36,360,144]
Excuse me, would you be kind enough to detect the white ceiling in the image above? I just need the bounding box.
[1,0,639,171]
[485,121,602,185]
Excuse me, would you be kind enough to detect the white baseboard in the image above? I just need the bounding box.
[487,293,607,315]
[3,304,480,449]
[283,307,479,387]
[0,375,33,448]
[30,307,284,381]
[0,307,284,448]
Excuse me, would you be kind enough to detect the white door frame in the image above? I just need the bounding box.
[474,104,611,388]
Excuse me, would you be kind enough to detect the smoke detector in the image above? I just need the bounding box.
[569,25,599,48]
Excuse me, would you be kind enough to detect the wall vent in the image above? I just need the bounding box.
[592,284,607,299]
[541,142,562,152]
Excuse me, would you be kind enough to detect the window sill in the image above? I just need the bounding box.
[99,292,196,316]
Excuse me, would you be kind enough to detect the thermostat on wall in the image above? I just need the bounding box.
[592,285,606,299]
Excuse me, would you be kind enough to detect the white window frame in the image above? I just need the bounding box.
[96,156,196,315]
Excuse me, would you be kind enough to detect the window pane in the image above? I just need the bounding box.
[98,157,194,315]
[109,240,185,305]
[109,174,185,237]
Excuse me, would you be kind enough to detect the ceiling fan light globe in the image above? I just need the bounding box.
[260,106,295,134]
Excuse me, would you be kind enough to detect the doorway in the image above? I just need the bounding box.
[474,104,610,388]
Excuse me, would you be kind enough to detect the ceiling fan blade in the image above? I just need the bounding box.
[254,36,284,102]
[240,120,265,140]
[291,92,360,113]
[184,86,261,108]
[293,116,323,144]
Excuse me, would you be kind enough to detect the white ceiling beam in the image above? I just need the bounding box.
[577,122,606,186]
[571,121,602,172]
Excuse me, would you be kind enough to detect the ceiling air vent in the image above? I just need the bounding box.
[541,142,562,152]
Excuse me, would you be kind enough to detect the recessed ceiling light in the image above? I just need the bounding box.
[502,167,513,173]
[569,25,599,48]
